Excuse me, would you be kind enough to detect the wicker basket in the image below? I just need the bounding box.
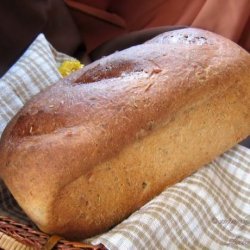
[0,216,106,250]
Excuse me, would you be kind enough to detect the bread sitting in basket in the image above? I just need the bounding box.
[0,28,249,239]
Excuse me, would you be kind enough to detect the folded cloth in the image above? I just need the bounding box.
[0,34,250,250]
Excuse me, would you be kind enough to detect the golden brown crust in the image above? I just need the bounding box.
[0,28,249,239]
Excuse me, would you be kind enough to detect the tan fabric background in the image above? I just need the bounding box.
[65,0,250,52]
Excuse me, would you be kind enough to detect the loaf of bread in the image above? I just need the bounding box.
[0,28,249,240]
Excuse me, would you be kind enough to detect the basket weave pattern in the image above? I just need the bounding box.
[0,217,106,250]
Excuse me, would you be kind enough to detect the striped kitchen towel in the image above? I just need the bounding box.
[0,34,250,250]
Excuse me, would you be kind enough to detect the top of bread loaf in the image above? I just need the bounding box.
[1,28,248,162]
[0,28,249,237]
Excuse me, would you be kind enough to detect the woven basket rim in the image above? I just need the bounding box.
[0,216,106,250]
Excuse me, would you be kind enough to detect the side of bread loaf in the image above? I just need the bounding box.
[0,28,249,239]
